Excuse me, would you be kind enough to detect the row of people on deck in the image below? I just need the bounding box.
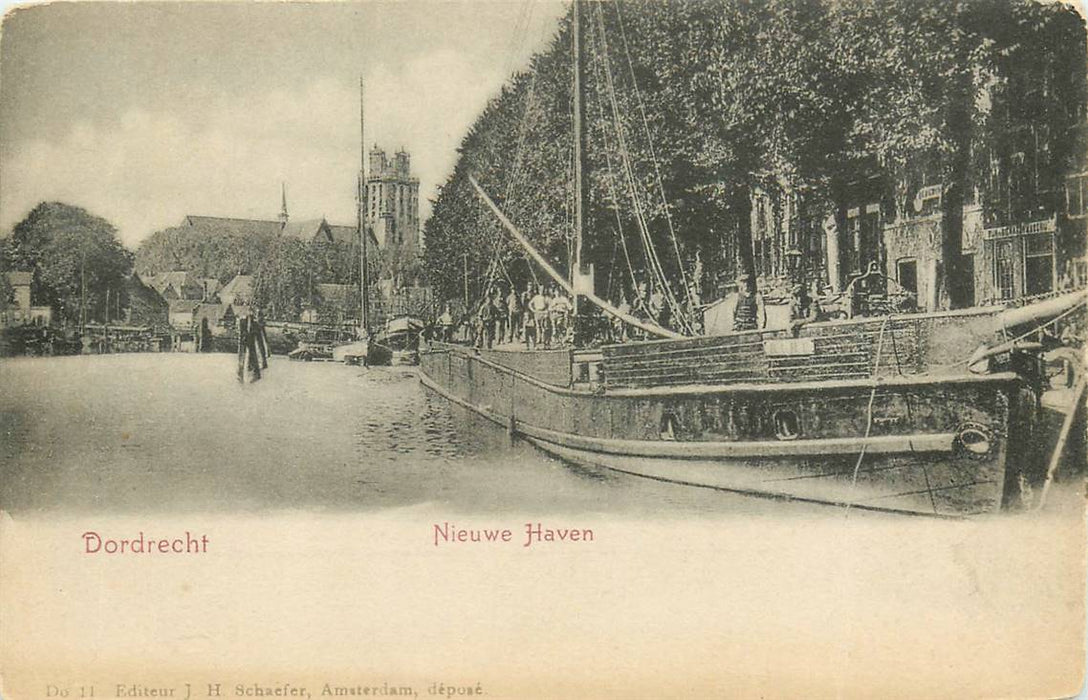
[434,274,828,349]
[436,284,575,350]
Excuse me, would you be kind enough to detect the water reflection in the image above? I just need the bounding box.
[1,354,1081,519]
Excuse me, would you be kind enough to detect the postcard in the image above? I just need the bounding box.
[1,1,1086,698]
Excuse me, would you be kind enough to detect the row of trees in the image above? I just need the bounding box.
[2,202,134,326]
[422,0,1086,315]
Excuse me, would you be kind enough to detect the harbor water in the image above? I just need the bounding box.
[0,353,827,516]
[2,352,1084,518]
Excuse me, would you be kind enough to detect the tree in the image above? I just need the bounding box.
[0,237,14,307]
[252,237,313,321]
[8,202,133,325]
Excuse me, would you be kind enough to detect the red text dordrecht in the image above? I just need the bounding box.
[82,531,209,554]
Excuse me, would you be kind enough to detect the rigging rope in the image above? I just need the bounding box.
[587,8,640,297]
[476,15,540,300]
[592,3,691,333]
[611,0,695,315]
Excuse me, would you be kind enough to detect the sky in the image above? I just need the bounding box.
[0,1,566,248]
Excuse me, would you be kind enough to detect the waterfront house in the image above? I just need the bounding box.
[2,271,53,327]
[193,303,225,334]
[167,299,200,329]
[150,271,205,301]
[219,275,254,309]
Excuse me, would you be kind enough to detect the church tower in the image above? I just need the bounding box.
[364,145,420,254]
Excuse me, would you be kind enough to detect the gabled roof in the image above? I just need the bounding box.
[220,274,253,301]
[184,215,284,238]
[328,224,380,249]
[228,303,253,319]
[156,271,204,300]
[282,218,328,242]
[6,271,31,286]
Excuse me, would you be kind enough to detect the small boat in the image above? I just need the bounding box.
[288,327,349,362]
[332,338,369,365]
[370,316,423,366]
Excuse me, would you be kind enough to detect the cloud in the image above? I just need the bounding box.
[1,48,512,249]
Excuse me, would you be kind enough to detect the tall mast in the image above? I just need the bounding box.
[572,0,587,289]
[359,77,370,336]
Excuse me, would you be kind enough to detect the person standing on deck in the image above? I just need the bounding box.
[529,285,550,349]
[648,286,672,330]
[549,287,572,347]
[732,273,766,332]
[492,288,507,347]
[521,288,535,348]
[506,286,522,343]
[475,294,495,349]
[614,295,631,342]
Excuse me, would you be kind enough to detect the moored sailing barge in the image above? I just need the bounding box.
[421,290,1085,517]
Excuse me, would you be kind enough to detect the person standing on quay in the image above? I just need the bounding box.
[438,304,454,342]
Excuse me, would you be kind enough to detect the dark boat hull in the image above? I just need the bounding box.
[420,342,1045,517]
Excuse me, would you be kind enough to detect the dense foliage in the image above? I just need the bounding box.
[135,226,275,283]
[422,0,1086,313]
[5,202,134,324]
[135,225,380,321]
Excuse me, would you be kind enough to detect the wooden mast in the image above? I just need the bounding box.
[359,77,370,338]
[571,0,591,315]
[572,0,586,285]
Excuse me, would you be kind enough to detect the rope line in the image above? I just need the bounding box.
[612,0,695,315]
[592,3,691,333]
[847,315,890,514]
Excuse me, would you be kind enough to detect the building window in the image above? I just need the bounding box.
[1066,173,1087,218]
[1024,233,1054,297]
[994,240,1016,300]
[896,258,918,299]
[988,229,1054,302]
